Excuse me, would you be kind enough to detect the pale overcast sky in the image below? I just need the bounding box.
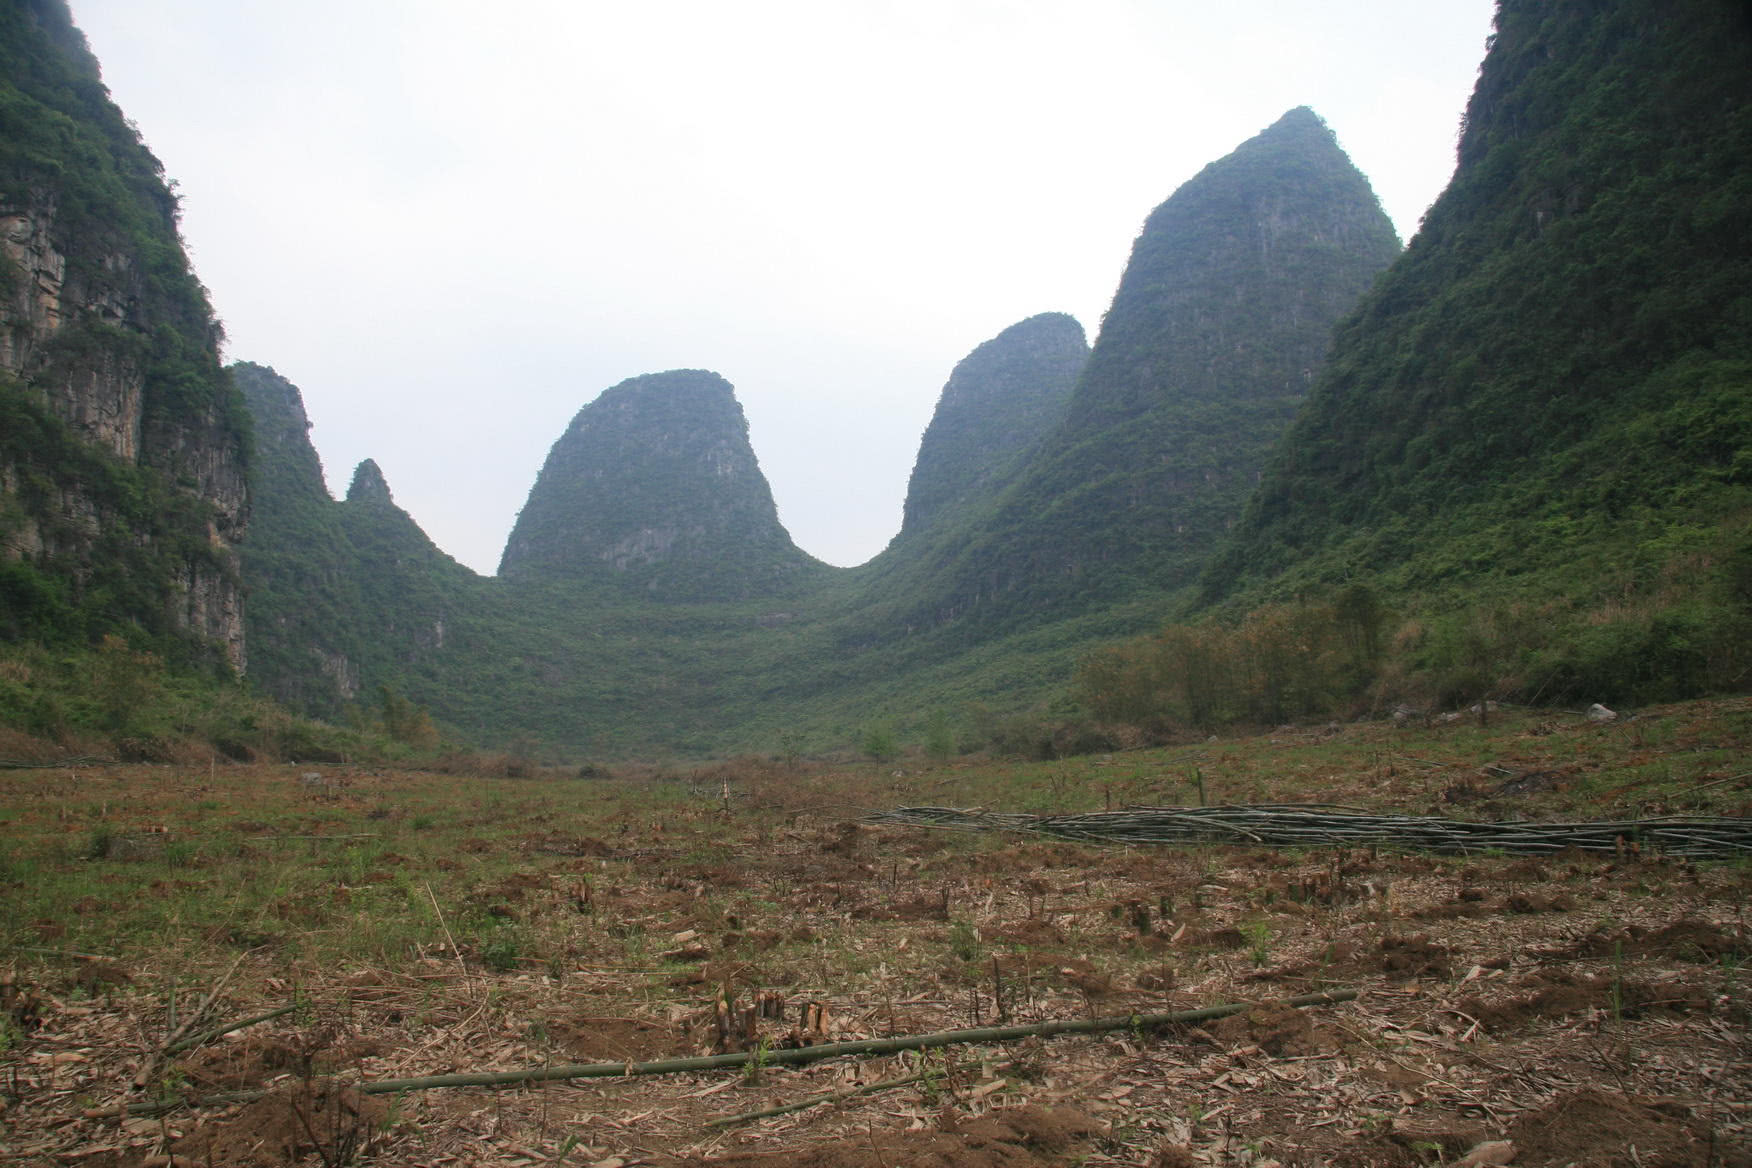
[72,0,1496,574]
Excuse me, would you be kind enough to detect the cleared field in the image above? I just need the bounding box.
[2,699,1750,1166]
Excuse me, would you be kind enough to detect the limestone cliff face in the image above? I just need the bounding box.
[0,0,249,667]
[499,370,821,600]
[1,202,137,460]
[899,313,1088,538]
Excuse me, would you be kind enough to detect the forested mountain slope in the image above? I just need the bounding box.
[41,0,1746,759]
[1205,0,1752,608]
[236,363,480,719]
[850,108,1400,645]
[235,110,1407,753]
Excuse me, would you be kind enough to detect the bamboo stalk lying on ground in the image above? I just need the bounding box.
[114,989,1357,1115]
[862,804,1752,858]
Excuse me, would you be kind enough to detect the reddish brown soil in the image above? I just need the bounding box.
[168,1081,388,1167]
[1507,1088,1740,1167]
[683,1105,1102,1167]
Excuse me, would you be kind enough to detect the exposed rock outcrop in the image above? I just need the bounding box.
[0,201,140,460]
[0,0,249,668]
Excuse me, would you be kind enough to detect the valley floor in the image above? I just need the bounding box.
[2,698,1750,1166]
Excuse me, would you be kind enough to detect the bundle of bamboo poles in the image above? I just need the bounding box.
[862,804,1752,858]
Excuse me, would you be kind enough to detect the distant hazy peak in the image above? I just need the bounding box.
[1069,103,1402,432]
[992,312,1084,345]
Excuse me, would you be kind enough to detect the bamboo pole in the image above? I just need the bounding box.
[160,951,253,1053]
[354,989,1358,1094]
[116,990,1356,1115]
[862,805,1752,858]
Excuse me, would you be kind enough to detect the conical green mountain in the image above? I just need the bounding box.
[864,108,1400,638]
[0,0,249,669]
[235,362,478,719]
[899,312,1088,539]
[498,369,822,601]
[1205,0,1752,606]
[345,458,395,506]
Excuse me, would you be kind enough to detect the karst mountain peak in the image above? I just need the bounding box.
[497,369,824,602]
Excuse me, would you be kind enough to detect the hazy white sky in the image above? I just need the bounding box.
[73,0,1495,574]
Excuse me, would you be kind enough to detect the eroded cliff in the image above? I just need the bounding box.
[0,0,248,668]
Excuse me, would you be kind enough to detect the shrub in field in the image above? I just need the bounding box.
[923,710,956,762]
[1077,544,1752,738]
[481,933,522,972]
[861,724,899,762]
[1076,604,1350,732]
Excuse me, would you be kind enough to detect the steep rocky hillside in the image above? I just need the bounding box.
[1205,0,1752,607]
[498,370,824,601]
[0,0,249,669]
[236,363,479,718]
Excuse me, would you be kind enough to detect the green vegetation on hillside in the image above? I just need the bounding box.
[1079,0,1752,742]
[235,363,483,722]
[0,634,394,764]
[240,45,1750,758]
[1080,543,1751,737]
[238,358,1139,758]
[9,0,1751,764]
[1205,0,1752,607]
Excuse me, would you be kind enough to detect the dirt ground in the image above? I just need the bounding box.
[2,700,1750,1166]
